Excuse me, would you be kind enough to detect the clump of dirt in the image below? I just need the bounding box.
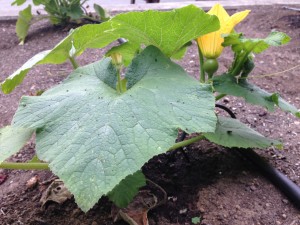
[1,5,300,225]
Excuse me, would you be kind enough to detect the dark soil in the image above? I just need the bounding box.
[1,4,300,225]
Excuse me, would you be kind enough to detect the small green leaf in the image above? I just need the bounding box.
[106,42,140,67]
[32,0,44,5]
[204,116,282,149]
[107,171,146,208]
[222,31,291,54]
[192,217,201,224]
[16,5,33,45]
[11,0,26,6]
[213,74,300,117]
[94,3,110,21]
[66,5,84,20]
[10,46,216,211]
[0,126,34,164]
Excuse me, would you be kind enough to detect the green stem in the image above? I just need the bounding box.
[81,15,101,23]
[197,45,205,83]
[0,162,49,170]
[69,57,79,69]
[208,72,214,79]
[168,135,205,151]
[231,51,249,76]
[215,93,227,101]
[117,69,122,94]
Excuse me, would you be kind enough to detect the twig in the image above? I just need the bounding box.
[283,6,300,12]
[146,178,167,208]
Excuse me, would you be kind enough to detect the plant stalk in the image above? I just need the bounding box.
[215,93,227,101]
[69,57,79,69]
[231,51,249,76]
[117,69,123,94]
[169,135,205,151]
[197,44,205,83]
[0,162,49,170]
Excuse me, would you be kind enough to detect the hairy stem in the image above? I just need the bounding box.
[0,162,49,170]
[215,93,227,101]
[169,135,205,151]
[69,57,79,69]
[231,51,249,76]
[117,69,123,94]
[197,45,205,83]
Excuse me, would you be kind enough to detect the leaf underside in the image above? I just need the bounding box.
[0,126,34,164]
[9,46,216,211]
[222,31,291,54]
[204,116,282,149]
[213,74,300,118]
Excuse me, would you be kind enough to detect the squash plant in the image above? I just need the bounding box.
[0,5,299,212]
[12,0,109,44]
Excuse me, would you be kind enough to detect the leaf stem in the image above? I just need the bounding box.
[231,51,249,76]
[69,57,79,69]
[0,162,49,170]
[117,69,122,94]
[197,44,205,83]
[169,135,205,151]
[215,93,227,101]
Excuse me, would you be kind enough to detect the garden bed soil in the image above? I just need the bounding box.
[1,4,300,225]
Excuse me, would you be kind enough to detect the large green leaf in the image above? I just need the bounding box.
[107,170,146,208]
[222,32,290,54]
[109,5,219,57]
[213,74,300,118]
[0,126,34,164]
[1,50,50,94]
[1,5,219,94]
[10,46,216,211]
[203,116,282,149]
[16,5,33,45]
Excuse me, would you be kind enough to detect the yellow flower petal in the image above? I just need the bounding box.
[208,4,230,25]
[230,10,251,27]
[197,4,250,59]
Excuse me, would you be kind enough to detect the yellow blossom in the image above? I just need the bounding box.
[197,4,250,59]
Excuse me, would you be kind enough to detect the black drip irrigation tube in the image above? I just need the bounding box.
[179,104,300,209]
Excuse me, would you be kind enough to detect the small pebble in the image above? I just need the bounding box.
[179,208,187,214]
[26,175,39,189]
[265,203,271,207]
[250,185,257,191]
[259,111,267,117]
[223,97,230,103]
[199,207,205,213]
[282,214,287,219]
[276,221,281,225]
[282,199,289,204]
[91,221,98,225]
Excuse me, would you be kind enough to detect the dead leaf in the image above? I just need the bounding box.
[112,190,157,225]
[40,179,73,208]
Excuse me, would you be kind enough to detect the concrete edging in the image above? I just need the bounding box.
[1,0,299,21]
